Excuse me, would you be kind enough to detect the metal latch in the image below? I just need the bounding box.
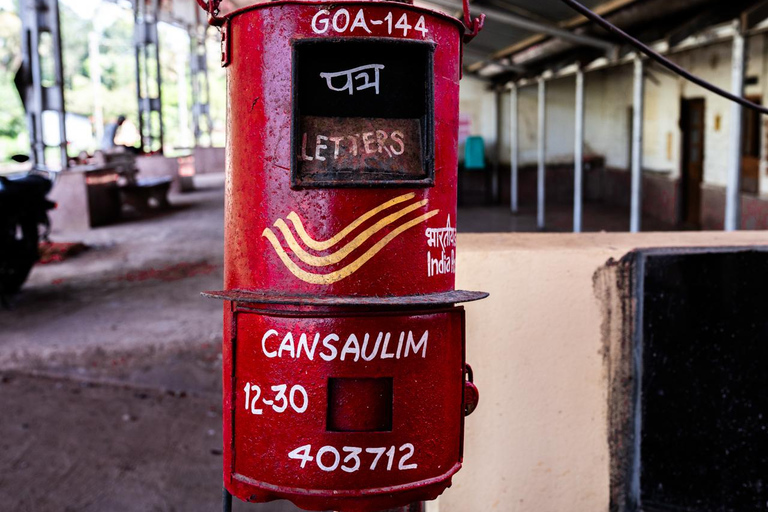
[464,364,479,416]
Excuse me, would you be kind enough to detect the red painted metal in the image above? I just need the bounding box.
[223,2,464,298]
[226,307,466,512]
[202,1,486,510]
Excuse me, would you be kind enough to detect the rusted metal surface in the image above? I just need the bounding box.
[201,1,486,510]
[295,117,426,187]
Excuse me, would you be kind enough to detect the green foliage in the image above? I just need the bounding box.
[60,4,90,86]
[0,1,225,164]
[0,10,25,158]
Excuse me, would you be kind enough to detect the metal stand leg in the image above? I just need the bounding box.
[223,486,232,512]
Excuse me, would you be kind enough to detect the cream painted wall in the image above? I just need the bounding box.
[439,231,768,512]
[642,68,680,176]
[675,41,734,187]
[459,77,498,162]
[466,65,675,172]
[586,67,635,170]
[505,77,584,167]
[516,84,539,165]
[757,34,768,196]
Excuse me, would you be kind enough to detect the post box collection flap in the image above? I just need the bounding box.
[292,38,435,189]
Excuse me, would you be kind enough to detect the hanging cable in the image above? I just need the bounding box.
[556,0,768,115]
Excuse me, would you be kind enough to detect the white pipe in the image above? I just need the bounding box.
[510,84,519,214]
[574,68,585,233]
[630,56,644,233]
[725,25,745,231]
[537,78,546,230]
[493,87,502,202]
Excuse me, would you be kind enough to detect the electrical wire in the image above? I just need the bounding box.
[556,0,768,115]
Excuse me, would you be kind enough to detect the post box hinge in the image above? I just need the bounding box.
[220,20,231,67]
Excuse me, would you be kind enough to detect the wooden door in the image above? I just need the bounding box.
[680,99,705,227]
[741,96,761,195]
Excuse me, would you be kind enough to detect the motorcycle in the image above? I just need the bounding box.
[0,155,56,304]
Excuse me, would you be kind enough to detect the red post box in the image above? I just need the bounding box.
[198,0,486,510]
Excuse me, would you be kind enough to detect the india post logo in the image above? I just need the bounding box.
[262,193,437,284]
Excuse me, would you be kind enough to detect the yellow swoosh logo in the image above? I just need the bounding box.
[270,199,428,267]
[284,192,416,251]
[263,210,439,285]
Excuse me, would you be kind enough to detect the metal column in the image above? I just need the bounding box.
[725,23,746,231]
[490,86,502,203]
[510,83,519,214]
[630,56,644,233]
[537,78,547,230]
[16,0,68,169]
[574,68,585,233]
[190,18,213,147]
[134,0,164,154]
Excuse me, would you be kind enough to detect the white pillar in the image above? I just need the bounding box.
[176,37,191,149]
[574,68,585,233]
[725,25,745,231]
[537,78,546,230]
[89,30,104,144]
[630,56,644,233]
[492,87,502,202]
[510,84,519,214]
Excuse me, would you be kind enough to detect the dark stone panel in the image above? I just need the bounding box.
[642,173,679,226]
[741,194,768,230]
[639,250,768,511]
[700,185,768,231]
[700,185,726,231]
[603,167,632,209]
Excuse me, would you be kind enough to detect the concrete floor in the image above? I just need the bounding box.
[0,173,672,511]
[0,175,302,512]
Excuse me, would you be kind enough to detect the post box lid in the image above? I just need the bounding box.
[202,289,488,306]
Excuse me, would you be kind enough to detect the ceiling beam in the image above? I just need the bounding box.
[426,0,616,50]
[560,0,640,28]
[742,0,768,30]
[490,0,639,60]
[666,11,730,47]
[483,0,552,24]
[464,47,527,73]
